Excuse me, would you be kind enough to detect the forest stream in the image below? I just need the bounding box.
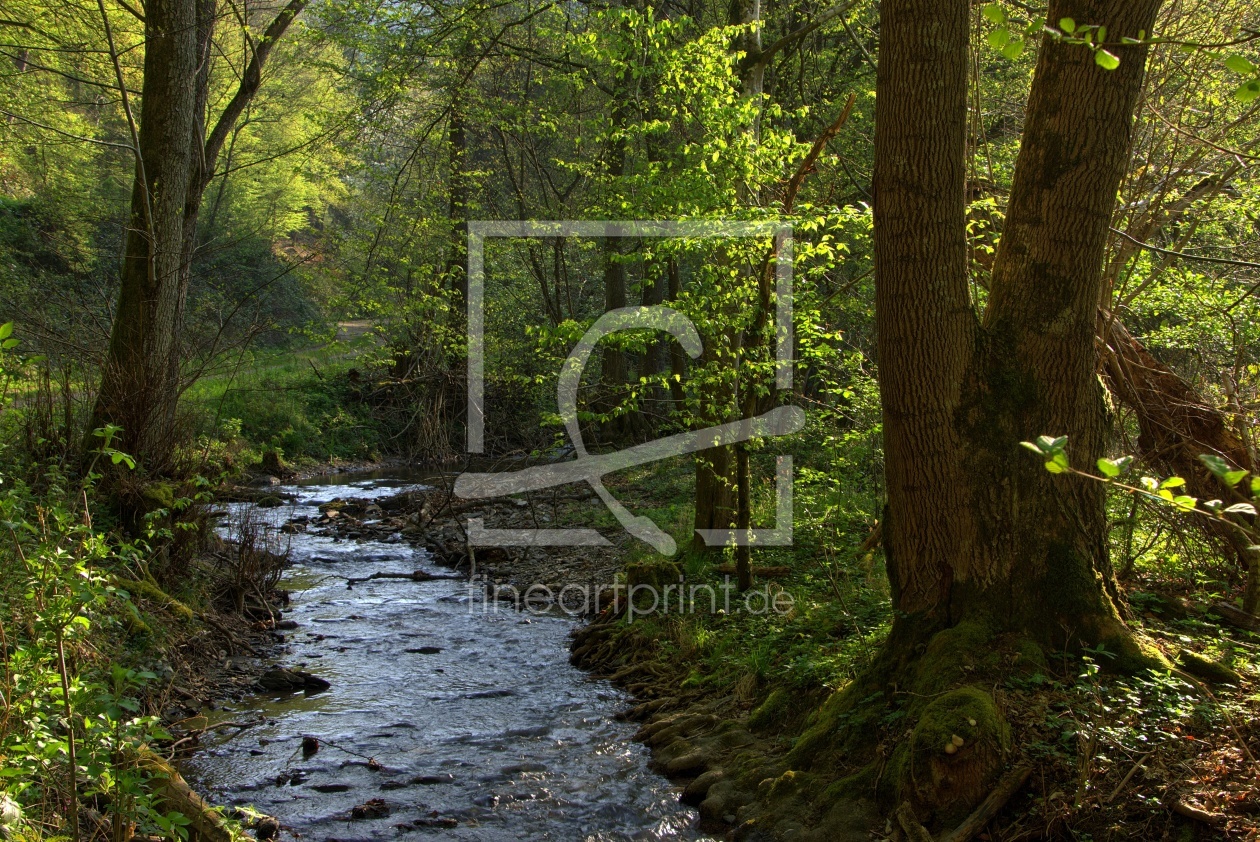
[183,472,713,841]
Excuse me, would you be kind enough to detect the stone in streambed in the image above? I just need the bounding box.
[349,799,389,820]
[254,817,280,841]
[665,751,708,776]
[412,773,455,785]
[256,667,330,693]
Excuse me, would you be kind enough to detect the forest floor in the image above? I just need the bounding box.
[248,455,1260,842]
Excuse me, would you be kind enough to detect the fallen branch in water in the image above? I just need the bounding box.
[345,570,464,589]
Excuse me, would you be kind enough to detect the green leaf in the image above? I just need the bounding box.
[1095,49,1120,70]
[1044,460,1065,474]
[1199,453,1230,477]
[0,322,11,340]
[1020,441,1046,455]
[1001,40,1025,59]
[1235,79,1260,104]
[1036,434,1068,453]
[1225,469,1249,488]
[1059,17,1076,33]
[1097,458,1121,478]
[1224,503,1257,516]
[1172,495,1197,512]
[982,3,1006,24]
[1225,54,1256,75]
[988,27,1010,49]
[1160,476,1186,489]
[1252,476,1260,495]
[0,339,17,350]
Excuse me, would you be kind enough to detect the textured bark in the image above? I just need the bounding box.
[874,0,975,622]
[692,443,737,553]
[601,239,628,386]
[876,0,1164,652]
[91,0,307,472]
[90,0,199,469]
[868,0,1164,819]
[445,96,469,315]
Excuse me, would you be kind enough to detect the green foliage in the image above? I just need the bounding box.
[0,330,186,838]
[185,343,384,465]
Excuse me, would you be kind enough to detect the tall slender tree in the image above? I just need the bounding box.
[89,0,306,472]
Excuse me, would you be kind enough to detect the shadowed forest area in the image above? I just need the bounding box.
[1,0,1259,838]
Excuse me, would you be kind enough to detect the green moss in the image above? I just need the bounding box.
[1012,636,1048,671]
[1105,632,1172,674]
[1178,650,1242,685]
[117,578,195,622]
[764,769,811,800]
[748,688,791,730]
[625,559,682,590]
[787,688,852,767]
[906,686,1007,758]
[899,686,1008,816]
[141,481,177,511]
[817,764,878,806]
[908,619,993,698]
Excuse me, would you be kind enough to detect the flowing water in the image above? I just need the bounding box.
[184,473,713,841]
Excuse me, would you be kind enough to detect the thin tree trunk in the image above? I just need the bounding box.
[90,0,199,470]
[601,98,629,391]
[90,0,307,474]
[691,0,764,554]
[1100,313,1259,611]
[445,82,469,318]
[667,258,687,412]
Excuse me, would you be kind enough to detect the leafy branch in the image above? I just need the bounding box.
[1021,434,1258,544]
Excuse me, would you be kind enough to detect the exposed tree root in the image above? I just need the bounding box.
[940,764,1033,842]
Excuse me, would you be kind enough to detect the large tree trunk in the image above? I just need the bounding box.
[862,0,1163,823]
[90,0,199,471]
